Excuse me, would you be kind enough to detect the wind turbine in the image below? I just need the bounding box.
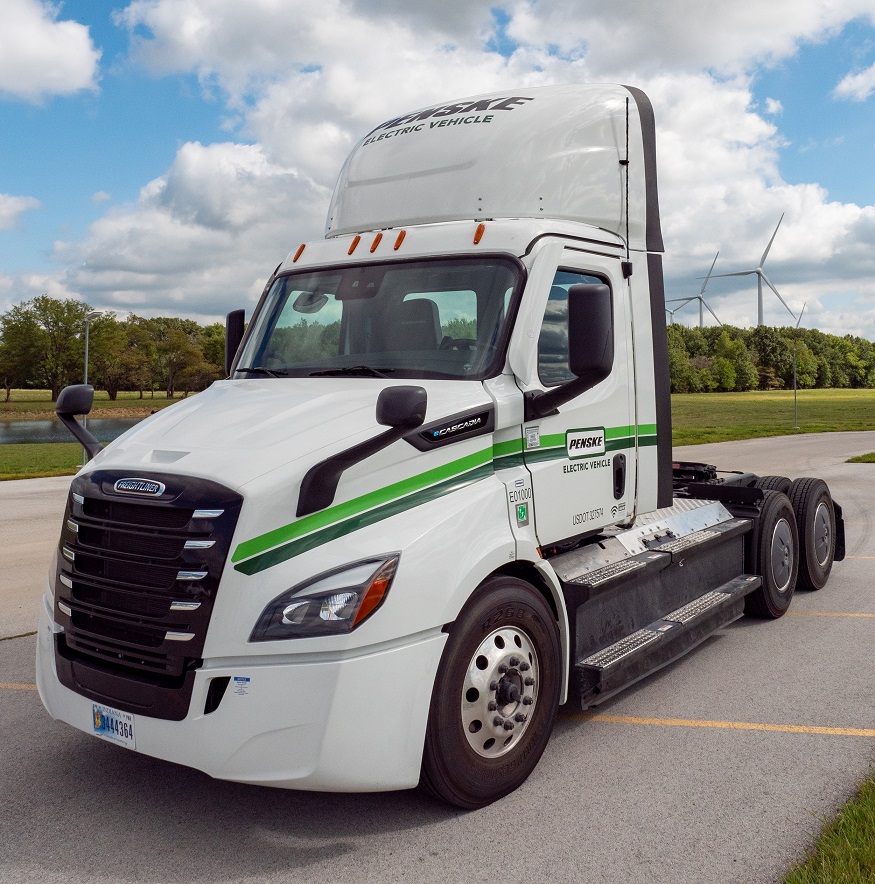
[666,252,723,327]
[706,214,797,326]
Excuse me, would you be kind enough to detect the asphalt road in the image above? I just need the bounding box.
[2,432,874,883]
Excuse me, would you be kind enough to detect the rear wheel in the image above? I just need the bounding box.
[420,576,561,809]
[754,475,792,495]
[745,490,799,619]
[789,478,835,591]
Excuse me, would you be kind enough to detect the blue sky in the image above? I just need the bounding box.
[1,0,874,337]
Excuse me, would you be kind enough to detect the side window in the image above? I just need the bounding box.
[537,269,605,386]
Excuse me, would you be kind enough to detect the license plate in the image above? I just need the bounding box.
[92,703,136,749]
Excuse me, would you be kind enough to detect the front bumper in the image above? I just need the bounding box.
[36,594,447,791]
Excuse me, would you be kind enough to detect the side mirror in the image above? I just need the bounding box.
[225,309,245,375]
[297,386,427,517]
[524,283,614,421]
[56,384,94,417]
[55,385,102,460]
[568,283,613,384]
[376,385,428,429]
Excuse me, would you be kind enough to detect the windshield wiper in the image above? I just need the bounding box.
[309,365,395,378]
[236,366,287,378]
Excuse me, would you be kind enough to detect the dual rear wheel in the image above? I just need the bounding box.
[746,476,837,618]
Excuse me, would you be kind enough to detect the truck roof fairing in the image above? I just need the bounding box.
[326,84,663,254]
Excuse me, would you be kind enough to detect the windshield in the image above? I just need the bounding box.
[235,257,521,380]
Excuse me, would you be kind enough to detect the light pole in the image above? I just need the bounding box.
[82,310,106,462]
[792,346,799,430]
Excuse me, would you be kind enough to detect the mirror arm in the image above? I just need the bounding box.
[56,414,103,460]
[524,377,594,422]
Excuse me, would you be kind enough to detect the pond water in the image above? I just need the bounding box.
[0,417,143,444]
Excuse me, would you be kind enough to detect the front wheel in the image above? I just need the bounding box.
[420,576,561,809]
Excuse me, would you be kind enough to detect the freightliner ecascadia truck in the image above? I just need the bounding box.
[38,84,845,808]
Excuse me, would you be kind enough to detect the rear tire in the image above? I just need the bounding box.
[745,490,799,619]
[420,576,561,809]
[789,478,835,591]
[754,475,792,495]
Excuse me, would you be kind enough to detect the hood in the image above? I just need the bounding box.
[85,378,492,492]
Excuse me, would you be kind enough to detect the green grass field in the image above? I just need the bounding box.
[670,388,875,445]
[0,388,178,418]
[0,442,83,480]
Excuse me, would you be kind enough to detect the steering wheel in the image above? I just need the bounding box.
[439,337,478,352]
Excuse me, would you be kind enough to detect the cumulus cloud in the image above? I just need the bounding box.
[834,61,875,100]
[59,141,329,319]
[56,0,875,336]
[0,193,41,229]
[0,0,100,102]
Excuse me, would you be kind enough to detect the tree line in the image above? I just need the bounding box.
[2,294,874,403]
[667,323,875,393]
[0,295,225,402]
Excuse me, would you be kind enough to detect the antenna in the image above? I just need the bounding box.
[706,214,797,325]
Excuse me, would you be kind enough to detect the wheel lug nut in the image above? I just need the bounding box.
[503,720,515,731]
[523,696,534,705]
[509,656,520,667]
[519,662,530,671]
[515,713,527,723]
[488,701,497,711]
[489,681,498,691]
[498,664,508,674]
[493,716,503,727]
[524,677,535,686]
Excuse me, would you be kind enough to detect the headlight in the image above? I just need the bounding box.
[249,554,400,641]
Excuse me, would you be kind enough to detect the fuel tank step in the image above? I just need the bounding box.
[573,574,761,708]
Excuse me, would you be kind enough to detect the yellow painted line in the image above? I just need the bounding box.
[564,713,875,738]
[0,682,37,691]
[787,611,875,618]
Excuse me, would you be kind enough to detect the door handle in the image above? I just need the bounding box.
[612,453,626,500]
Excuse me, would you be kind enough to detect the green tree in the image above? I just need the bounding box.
[0,304,42,400]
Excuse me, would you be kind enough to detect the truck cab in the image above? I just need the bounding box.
[37,85,842,808]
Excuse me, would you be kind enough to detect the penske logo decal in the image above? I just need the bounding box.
[566,428,606,458]
[362,96,535,146]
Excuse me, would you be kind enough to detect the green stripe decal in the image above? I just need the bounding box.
[232,423,658,573]
[235,462,494,575]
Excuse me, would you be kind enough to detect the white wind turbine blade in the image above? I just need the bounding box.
[701,298,723,325]
[706,269,756,280]
[796,302,806,328]
[759,213,784,267]
[699,251,719,295]
[761,272,797,321]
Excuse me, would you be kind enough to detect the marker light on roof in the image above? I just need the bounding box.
[348,235,361,255]
[370,232,383,252]
[474,223,486,244]
[394,230,406,250]
[292,244,306,262]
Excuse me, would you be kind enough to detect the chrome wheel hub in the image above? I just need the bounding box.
[461,625,539,758]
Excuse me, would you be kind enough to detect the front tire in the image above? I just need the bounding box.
[420,576,561,809]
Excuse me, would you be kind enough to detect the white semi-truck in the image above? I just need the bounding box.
[38,84,844,808]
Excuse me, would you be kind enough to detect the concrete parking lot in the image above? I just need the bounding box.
[2,432,874,883]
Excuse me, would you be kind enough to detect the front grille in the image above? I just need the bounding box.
[53,470,243,721]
